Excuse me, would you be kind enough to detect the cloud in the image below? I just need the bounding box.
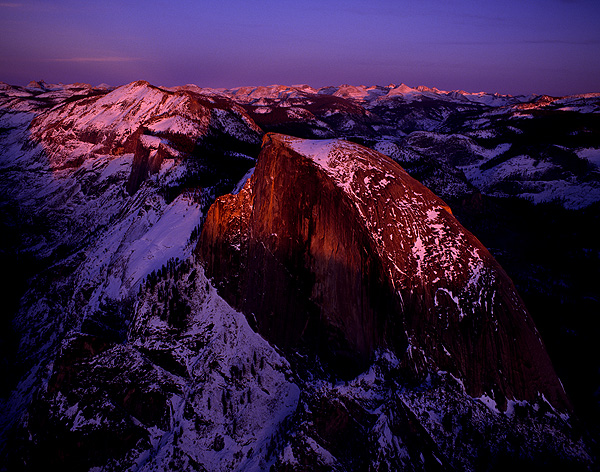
[523,39,600,45]
[50,57,144,63]
[439,41,500,45]
[431,38,599,46]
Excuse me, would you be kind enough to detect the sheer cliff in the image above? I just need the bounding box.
[200,133,568,411]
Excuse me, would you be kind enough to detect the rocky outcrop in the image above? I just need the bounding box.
[200,133,569,410]
[126,134,175,194]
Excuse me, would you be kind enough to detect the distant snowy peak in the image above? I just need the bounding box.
[328,84,389,102]
[386,83,419,96]
[210,82,549,108]
[215,84,318,104]
[369,84,534,106]
[7,79,595,116]
[415,85,441,93]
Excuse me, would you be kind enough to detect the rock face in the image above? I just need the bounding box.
[200,133,568,410]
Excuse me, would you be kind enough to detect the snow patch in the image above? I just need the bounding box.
[477,394,500,414]
[577,147,600,167]
[232,167,255,195]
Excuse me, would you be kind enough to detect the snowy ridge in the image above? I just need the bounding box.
[218,82,536,108]
[28,80,261,171]
[29,81,209,166]
[124,263,300,471]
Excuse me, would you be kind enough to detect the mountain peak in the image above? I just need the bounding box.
[200,132,569,410]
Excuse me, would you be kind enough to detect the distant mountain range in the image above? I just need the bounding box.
[0,79,598,471]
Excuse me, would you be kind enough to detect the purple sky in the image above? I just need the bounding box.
[1,0,599,95]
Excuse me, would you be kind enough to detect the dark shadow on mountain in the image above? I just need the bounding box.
[450,192,600,458]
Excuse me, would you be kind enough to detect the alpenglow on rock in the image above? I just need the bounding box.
[200,132,568,410]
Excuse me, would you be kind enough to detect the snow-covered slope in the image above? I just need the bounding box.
[29,80,261,170]
[12,261,300,471]
[0,80,264,469]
